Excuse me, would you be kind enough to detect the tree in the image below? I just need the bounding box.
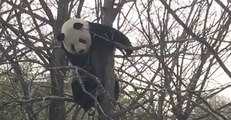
[190,96,231,120]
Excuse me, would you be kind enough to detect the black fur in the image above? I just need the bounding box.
[71,77,119,111]
[57,33,65,42]
[73,23,83,29]
[89,22,133,55]
[65,49,120,111]
[57,20,132,111]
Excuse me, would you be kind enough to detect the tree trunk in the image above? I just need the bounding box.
[49,0,70,120]
[97,0,122,119]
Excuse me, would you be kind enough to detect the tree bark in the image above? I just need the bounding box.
[49,0,70,120]
[97,0,126,119]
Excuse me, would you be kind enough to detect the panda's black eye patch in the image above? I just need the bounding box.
[73,23,83,29]
[71,44,75,51]
[79,39,86,44]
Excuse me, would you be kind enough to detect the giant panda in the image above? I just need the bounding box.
[57,18,133,111]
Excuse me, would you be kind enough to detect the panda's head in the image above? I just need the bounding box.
[57,18,91,55]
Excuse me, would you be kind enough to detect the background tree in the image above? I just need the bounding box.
[1,0,231,120]
[190,95,231,120]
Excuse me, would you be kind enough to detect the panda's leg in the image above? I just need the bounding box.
[113,31,133,56]
[71,78,95,111]
[114,80,119,100]
[90,23,133,56]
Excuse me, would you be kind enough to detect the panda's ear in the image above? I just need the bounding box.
[73,23,83,29]
[57,33,65,41]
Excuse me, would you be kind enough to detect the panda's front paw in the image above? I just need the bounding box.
[125,48,133,56]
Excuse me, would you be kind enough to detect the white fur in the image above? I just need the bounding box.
[61,18,91,54]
